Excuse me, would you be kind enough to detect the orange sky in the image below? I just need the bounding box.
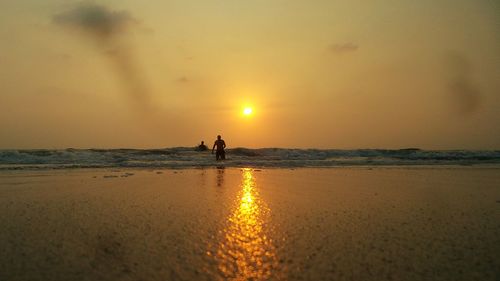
[0,0,499,149]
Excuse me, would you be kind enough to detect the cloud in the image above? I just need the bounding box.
[53,3,137,40]
[52,3,151,110]
[328,43,359,54]
[444,52,481,115]
[176,76,190,83]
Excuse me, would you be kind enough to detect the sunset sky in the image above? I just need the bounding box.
[0,0,499,149]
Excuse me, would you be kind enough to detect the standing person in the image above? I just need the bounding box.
[212,135,226,160]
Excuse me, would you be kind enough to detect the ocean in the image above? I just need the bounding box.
[1,148,499,170]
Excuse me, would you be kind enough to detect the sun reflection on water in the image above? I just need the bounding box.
[213,168,279,280]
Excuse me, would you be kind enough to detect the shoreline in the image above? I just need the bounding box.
[1,163,500,172]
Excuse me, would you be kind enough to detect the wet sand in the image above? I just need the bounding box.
[0,167,499,281]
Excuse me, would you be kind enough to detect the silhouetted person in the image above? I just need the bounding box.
[197,141,208,151]
[212,135,226,160]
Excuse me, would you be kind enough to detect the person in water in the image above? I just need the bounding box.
[197,141,208,151]
[212,135,226,160]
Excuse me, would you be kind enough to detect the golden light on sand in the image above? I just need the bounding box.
[243,107,253,116]
[213,168,279,280]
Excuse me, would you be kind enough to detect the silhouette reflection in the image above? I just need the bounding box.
[216,166,225,187]
[214,168,278,280]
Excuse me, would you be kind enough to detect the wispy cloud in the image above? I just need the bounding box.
[53,3,138,40]
[328,43,359,54]
[53,2,151,109]
[444,52,481,115]
[176,76,190,83]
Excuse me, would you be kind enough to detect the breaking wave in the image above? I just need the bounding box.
[0,148,499,170]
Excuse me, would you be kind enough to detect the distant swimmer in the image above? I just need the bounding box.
[212,135,226,161]
[197,141,208,151]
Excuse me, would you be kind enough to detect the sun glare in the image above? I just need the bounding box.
[243,107,253,116]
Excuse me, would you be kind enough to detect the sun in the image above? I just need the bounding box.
[243,107,253,116]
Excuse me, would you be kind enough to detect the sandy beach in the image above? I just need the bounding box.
[0,167,499,281]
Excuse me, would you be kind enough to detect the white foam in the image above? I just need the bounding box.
[0,148,499,170]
